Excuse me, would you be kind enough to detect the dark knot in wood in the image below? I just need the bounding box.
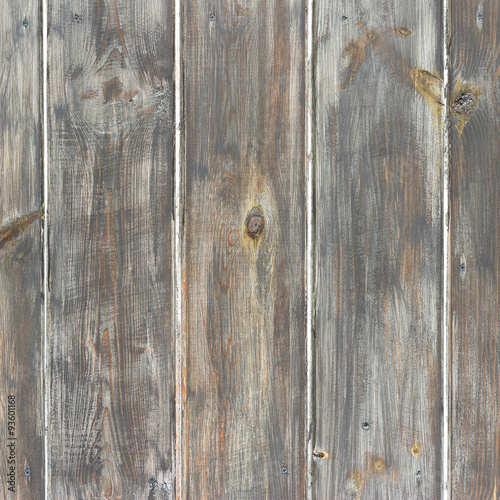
[245,207,264,239]
[452,92,475,115]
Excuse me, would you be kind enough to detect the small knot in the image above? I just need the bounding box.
[397,26,412,37]
[246,207,264,239]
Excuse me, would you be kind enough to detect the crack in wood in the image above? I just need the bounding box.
[0,206,44,249]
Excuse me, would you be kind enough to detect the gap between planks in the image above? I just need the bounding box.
[174,0,185,497]
[305,0,315,499]
[42,0,49,496]
[442,0,451,496]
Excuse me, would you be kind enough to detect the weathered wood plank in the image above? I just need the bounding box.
[450,2,500,497]
[0,3,43,498]
[47,0,175,497]
[314,2,444,497]
[182,1,306,497]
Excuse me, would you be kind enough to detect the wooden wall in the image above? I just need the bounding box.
[0,0,498,498]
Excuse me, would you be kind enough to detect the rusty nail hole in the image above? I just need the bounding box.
[411,446,420,456]
[23,18,29,28]
[341,16,348,24]
[24,468,31,478]
[362,422,370,431]
[416,470,422,479]
[246,207,264,239]
[209,13,216,23]
[313,451,326,459]
[452,92,475,115]
[460,263,465,272]
[281,466,288,475]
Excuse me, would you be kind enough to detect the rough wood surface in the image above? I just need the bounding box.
[0,2,44,498]
[450,2,500,498]
[313,2,444,498]
[182,1,306,498]
[47,1,175,497]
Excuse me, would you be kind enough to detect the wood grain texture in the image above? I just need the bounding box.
[314,2,443,498]
[47,1,175,497]
[450,2,500,498]
[183,1,306,498]
[0,2,43,498]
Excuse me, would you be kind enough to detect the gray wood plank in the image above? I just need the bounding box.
[314,2,444,498]
[182,1,306,498]
[47,0,175,497]
[450,1,500,497]
[0,2,44,498]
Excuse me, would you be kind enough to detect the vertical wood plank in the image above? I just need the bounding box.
[314,2,444,498]
[47,0,175,497]
[450,2,500,497]
[0,2,43,499]
[183,1,306,498]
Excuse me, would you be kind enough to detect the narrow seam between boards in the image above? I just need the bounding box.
[42,0,49,496]
[442,0,451,496]
[305,0,315,499]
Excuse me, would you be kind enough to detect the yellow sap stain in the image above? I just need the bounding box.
[370,456,387,475]
[411,438,421,459]
[346,469,364,499]
[411,66,443,117]
[397,26,413,37]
